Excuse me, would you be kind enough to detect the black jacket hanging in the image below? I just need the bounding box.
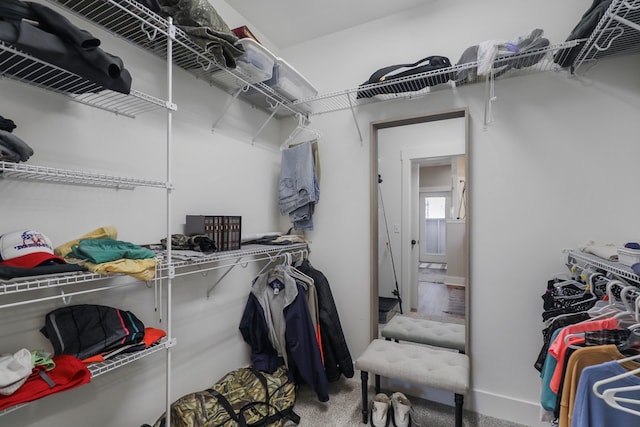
[296,259,354,382]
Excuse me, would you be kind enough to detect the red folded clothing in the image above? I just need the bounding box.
[0,354,90,411]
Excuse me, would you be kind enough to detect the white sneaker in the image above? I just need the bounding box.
[370,393,391,427]
[390,392,412,427]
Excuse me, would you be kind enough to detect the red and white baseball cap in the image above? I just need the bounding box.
[0,230,66,268]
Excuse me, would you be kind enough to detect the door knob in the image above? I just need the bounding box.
[411,239,418,246]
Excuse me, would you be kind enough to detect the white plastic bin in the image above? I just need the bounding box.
[617,247,640,267]
[236,38,276,83]
[265,58,318,101]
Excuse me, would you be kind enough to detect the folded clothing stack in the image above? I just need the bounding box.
[0,115,33,163]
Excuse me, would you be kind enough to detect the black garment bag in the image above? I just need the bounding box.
[356,55,453,99]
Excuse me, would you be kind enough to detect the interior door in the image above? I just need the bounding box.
[419,191,450,264]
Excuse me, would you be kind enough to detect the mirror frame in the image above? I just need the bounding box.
[369,108,470,349]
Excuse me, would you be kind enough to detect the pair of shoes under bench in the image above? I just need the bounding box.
[370,392,412,427]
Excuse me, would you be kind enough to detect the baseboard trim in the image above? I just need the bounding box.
[469,388,542,426]
[368,379,543,425]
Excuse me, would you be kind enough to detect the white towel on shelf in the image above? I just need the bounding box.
[579,240,619,261]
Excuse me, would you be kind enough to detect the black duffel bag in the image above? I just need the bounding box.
[356,55,453,99]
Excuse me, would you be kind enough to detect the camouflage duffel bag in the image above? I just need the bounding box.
[148,366,299,427]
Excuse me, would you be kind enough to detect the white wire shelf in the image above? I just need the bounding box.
[0,270,110,296]
[88,336,169,377]
[295,40,581,116]
[154,243,309,298]
[0,260,162,308]
[573,0,640,71]
[0,41,167,118]
[0,337,168,417]
[567,250,640,285]
[156,242,309,275]
[0,160,167,189]
[46,0,307,118]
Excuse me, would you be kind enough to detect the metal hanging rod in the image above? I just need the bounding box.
[567,250,640,285]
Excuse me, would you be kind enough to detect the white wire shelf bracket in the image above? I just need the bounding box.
[296,40,582,116]
[567,250,640,285]
[573,0,640,71]
[0,161,168,189]
[46,0,307,118]
[0,337,169,417]
[0,41,167,118]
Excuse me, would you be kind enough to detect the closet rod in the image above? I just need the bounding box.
[568,250,640,284]
[174,248,307,297]
[254,249,309,278]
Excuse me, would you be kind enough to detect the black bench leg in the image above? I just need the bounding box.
[454,393,464,427]
[361,371,369,424]
[375,374,381,394]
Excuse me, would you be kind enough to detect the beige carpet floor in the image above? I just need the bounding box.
[285,376,529,427]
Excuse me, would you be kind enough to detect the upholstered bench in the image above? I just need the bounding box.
[356,339,469,427]
[381,315,466,353]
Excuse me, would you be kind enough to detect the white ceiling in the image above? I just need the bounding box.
[224,0,432,49]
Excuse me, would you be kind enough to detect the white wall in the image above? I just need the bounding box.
[279,0,640,425]
[4,1,640,426]
[420,165,451,188]
[445,220,466,286]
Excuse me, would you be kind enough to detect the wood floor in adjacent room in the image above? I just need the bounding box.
[378,264,466,336]
[416,264,465,322]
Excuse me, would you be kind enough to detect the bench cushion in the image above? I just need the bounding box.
[381,315,465,352]
[355,339,469,395]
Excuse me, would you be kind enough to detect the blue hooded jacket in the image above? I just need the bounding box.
[239,269,329,402]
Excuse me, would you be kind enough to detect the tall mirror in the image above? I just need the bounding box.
[370,109,469,350]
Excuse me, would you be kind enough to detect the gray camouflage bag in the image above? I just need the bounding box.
[145,366,299,427]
